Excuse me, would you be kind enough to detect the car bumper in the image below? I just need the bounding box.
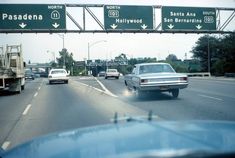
[106,75,119,77]
[48,77,69,82]
[138,82,188,91]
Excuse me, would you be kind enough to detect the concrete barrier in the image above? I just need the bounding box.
[185,72,211,77]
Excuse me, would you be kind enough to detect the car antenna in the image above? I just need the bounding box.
[148,110,153,121]
[114,112,118,124]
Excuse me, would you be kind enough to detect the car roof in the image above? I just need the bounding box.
[107,69,117,70]
[135,62,170,66]
[50,69,66,71]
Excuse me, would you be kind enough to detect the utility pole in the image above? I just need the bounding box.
[207,35,210,73]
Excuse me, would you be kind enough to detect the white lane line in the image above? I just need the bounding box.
[38,86,41,90]
[78,82,118,98]
[22,104,32,115]
[198,94,223,101]
[1,141,11,150]
[34,92,38,97]
[95,77,118,98]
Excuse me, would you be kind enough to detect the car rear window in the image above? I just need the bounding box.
[107,69,117,72]
[139,64,175,74]
[51,70,66,74]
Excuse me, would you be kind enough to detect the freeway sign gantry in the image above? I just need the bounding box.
[0,4,66,30]
[162,6,216,31]
[104,5,153,30]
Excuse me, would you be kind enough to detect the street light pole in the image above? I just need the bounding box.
[88,43,90,60]
[57,34,65,69]
[87,40,107,75]
[207,35,210,73]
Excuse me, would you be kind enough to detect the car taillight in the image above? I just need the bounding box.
[140,79,148,83]
[180,77,188,81]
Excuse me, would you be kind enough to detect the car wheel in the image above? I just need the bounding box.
[116,77,119,79]
[172,89,179,98]
[49,81,52,84]
[105,77,108,79]
[65,80,68,84]
[21,85,25,90]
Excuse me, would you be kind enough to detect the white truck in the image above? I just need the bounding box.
[0,45,25,93]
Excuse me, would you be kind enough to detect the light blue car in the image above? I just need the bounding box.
[1,119,235,158]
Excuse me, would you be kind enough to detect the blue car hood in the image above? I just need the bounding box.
[1,120,235,158]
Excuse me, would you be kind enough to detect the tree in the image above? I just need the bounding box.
[56,48,75,72]
[166,54,178,61]
[191,34,235,75]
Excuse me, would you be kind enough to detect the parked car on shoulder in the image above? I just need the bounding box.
[105,69,120,79]
[48,69,69,84]
[124,63,188,98]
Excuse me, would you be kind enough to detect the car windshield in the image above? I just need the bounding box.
[139,64,175,74]
[0,0,235,157]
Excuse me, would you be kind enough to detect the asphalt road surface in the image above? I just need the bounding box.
[1,76,235,150]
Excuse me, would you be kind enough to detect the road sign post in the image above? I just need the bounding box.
[104,5,153,30]
[0,4,66,30]
[162,6,216,31]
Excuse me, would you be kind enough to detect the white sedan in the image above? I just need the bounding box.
[48,69,69,84]
[105,69,120,79]
[124,63,188,98]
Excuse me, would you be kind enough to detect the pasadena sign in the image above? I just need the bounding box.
[2,13,43,21]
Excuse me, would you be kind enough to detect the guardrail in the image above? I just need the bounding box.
[185,72,211,77]
[225,73,235,77]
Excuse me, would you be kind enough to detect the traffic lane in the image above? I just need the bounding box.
[0,78,43,147]
[187,78,235,99]
[98,77,235,100]
[97,76,126,95]
[97,77,235,121]
[72,76,104,91]
[6,79,147,149]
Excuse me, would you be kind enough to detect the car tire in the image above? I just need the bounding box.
[65,80,68,84]
[21,85,25,90]
[49,81,52,84]
[172,89,179,98]
[116,77,119,79]
[105,77,108,79]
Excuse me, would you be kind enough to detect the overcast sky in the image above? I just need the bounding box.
[0,0,234,63]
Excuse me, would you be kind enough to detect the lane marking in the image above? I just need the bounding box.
[34,92,38,97]
[1,141,10,150]
[38,86,41,90]
[198,94,223,101]
[95,77,118,97]
[22,104,32,115]
[78,82,118,97]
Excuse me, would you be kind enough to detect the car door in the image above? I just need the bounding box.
[125,66,137,89]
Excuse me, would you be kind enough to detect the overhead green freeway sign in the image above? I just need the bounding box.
[104,5,153,30]
[162,6,216,31]
[0,4,66,30]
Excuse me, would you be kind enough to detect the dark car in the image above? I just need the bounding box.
[98,71,106,77]
[25,69,35,80]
